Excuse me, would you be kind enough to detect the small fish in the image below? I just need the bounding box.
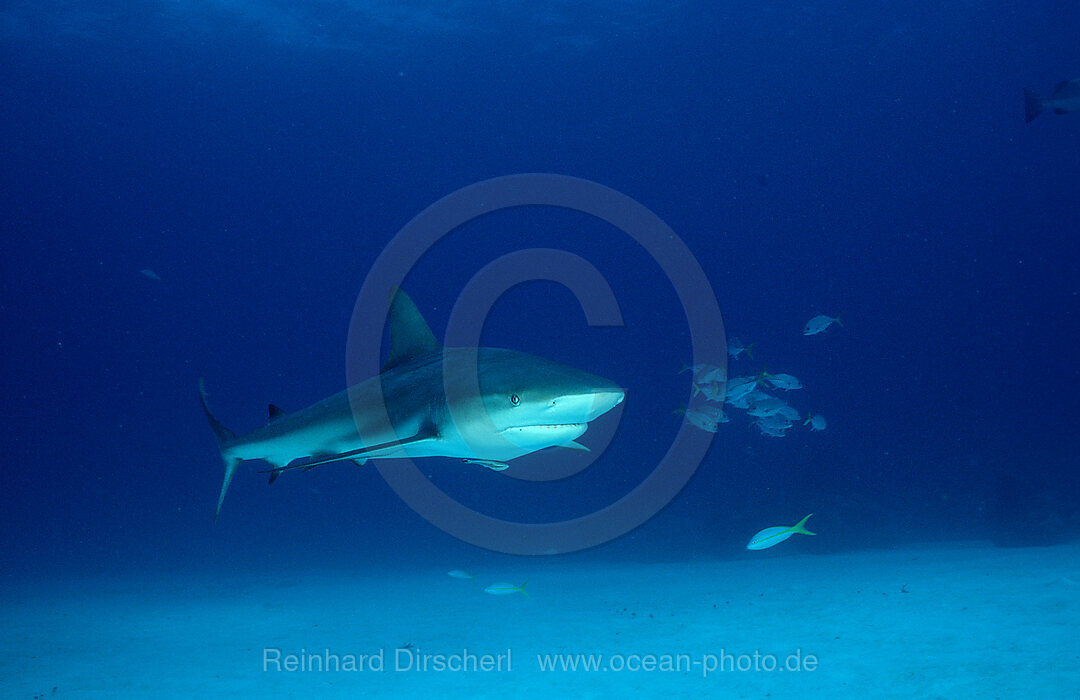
[681,363,726,385]
[747,514,816,550]
[803,314,841,336]
[697,365,726,384]
[484,580,529,596]
[804,413,827,431]
[1024,79,1080,123]
[764,372,802,391]
[694,380,725,402]
[447,570,475,580]
[775,405,801,422]
[687,415,720,433]
[755,422,788,438]
[725,392,752,409]
[746,394,787,417]
[727,337,754,360]
[676,404,727,432]
[679,362,707,376]
[724,376,758,403]
[755,413,793,431]
[140,268,161,281]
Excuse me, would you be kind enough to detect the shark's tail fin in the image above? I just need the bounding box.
[199,379,241,521]
[1024,89,1044,123]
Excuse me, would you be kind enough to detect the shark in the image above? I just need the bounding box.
[1024,79,1080,123]
[200,287,626,519]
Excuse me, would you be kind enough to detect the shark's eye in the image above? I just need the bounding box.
[510,394,521,406]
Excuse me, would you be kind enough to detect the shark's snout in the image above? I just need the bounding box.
[547,388,625,424]
[588,389,626,418]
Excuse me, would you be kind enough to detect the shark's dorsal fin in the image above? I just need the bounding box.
[383,287,441,372]
[268,404,286,421]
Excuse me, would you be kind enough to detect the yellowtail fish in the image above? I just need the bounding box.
[484,580,529,596]
[746,514,816,550]
[447,570,475,580]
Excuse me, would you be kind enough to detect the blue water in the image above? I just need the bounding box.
[3,0,1079,679]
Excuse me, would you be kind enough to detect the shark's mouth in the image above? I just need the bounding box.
[500,423,589,450]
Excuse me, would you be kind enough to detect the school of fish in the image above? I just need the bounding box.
[679,314,839,439]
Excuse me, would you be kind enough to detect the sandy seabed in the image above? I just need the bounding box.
[5,541,1078,699]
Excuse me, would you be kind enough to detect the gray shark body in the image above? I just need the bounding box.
[201,288,625,518]
[1024,79,1080,122]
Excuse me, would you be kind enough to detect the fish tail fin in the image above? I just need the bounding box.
[745,343,755,360]
[834,314,843,327]
[199,380,241,521]
[678,362,690,374]
[1024,89,1043,123]
[674,402,686,415]
[792,513,816,536]
[518,580,530,597]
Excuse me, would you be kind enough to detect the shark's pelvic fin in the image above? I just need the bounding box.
[267,404,286,421]
[382,287,441,372]
[199,379,242,522]
[558,440,591,452]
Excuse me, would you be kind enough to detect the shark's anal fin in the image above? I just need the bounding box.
[463,459,510,471]
[268,404,286,421]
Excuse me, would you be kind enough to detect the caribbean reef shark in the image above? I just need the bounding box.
[200,288,625,519]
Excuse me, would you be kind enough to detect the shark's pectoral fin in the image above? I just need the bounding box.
[558,440,591,452]
[352,458,368,467]
[463,459,510,471]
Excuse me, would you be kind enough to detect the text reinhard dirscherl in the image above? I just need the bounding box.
[262,648,819,677]
[263,648,511,673]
